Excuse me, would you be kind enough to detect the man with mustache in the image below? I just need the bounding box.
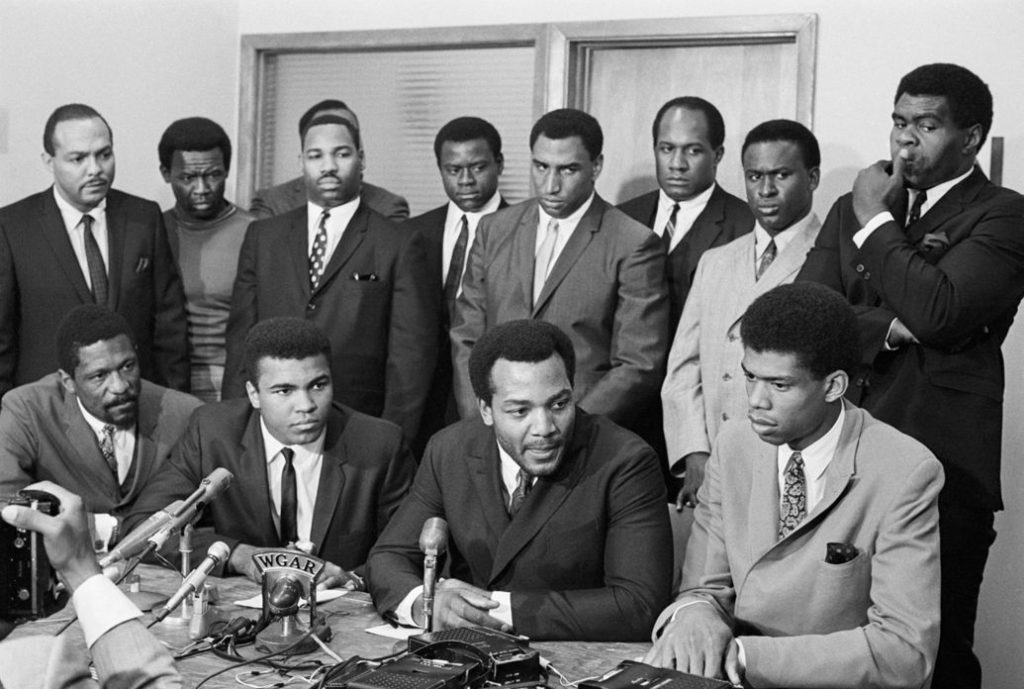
[0,305,200,525]
[367,319,671,640]
[223,114,436,443]
[0,103,189,401]
[797,63,1024,688]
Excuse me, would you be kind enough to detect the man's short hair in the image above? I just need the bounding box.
[300,114,361,151]
[157,117,232,172]
[742,119,821,170]
[56,305,135,374]
[740,282,859,379]
[896,63,993,148]
[469,319,576,404]
[43,104,112,156]
[244,318,332,385]
[433,116,503,163]
[651,96,726,149]
[529,109,603,160]
[298,99,354,136]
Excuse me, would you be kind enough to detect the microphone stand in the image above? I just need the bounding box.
[422,546,439,632]
[158,524,194,627]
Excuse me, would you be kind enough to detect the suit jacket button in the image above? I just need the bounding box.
[721,412,729,421]
[722,372,731,381]
[307,302,317,311]
[863,271,871,280]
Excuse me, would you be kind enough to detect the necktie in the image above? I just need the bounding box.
[533,218,559,304]
[100,424,119,484]
[756,238,777,280]
[509,469,534,517]
[662,203,679,252]
[779,451,806,538]
[81,214,108,306]
[309,209,330,291]
[906,189,927,227]
[444,215,469,320]
[279,447,298,545]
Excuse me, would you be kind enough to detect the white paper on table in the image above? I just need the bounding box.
[234,588,347,609]
[365,623,423,640]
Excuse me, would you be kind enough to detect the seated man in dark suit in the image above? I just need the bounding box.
[250,98,409,221]
[124,318,416,589]
[1,481,180,687]
[406,116,507,454]
[366,319,671,641]
[796,63,1024,689]
[0,103,189,399]
[0,305,200,531]
[648,283,942,688]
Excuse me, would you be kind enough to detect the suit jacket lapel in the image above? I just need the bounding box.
[104,192,125,310]
[514,204,540,313]
[673,185,727,260]
[747,440,781,562]
[314,205,368,296]
[310,408,349,551]
[238,413,280,541]
[122,394,159,507]
[533,198,601,315]
[61,391,119,497]
[466,438,514,555]
[754,215,821,291]
[287,210,312,299]
[802,403,858,528]
[906,167,986,245]
[39,191,93,303]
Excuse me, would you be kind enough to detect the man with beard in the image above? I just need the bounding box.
[0,103,189,400]
[367,319,671,641]
[0,305,200,522]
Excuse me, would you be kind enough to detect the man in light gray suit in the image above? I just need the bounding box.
[451,109,668,430]
[662,120,822,511]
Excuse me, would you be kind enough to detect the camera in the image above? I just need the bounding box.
[0,490,63,619]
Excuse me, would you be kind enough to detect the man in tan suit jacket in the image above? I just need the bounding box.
[647,283,942,688]
[662,120,822,511]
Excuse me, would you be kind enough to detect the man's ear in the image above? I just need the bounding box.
[58,369,76,395]
[160,165,172,183]
[823,370,849,403]
[246,380,260,410]
[478,398,494,427]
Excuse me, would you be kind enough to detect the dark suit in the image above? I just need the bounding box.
[656,404,942,688]
[797,166,1024,688]
[366,410,672,641]
[0,373,201,517]
[0,188,189,398]
[406,200,507,454]
[452,196,669,428]
[122,399,417,573]
[250,177,410,222]
[222,204,438,441]
[617,185,754,332]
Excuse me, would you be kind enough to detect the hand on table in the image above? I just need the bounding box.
[643,602,736,681]
[414,578,509,632]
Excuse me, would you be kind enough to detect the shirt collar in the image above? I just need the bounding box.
[76,397,132,437]
[446,192,503,226]
[538,191,596,230]
[779,403,846,482]
[753,210,816,257]
[53,186,106,230]
[658,182,716,212]
[307,195,360,229]
[259,417,326,464]
[912,165,975,213]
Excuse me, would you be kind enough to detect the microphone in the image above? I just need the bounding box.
[153,541,231,622]
[99,500,183,568]
[419,517,448,632]
[147,468,234,550]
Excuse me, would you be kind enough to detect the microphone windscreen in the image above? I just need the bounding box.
[206,540,231,566]
[418,516,448,554]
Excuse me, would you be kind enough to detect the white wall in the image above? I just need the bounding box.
[0,0,240,210]
[1,1,1022,686]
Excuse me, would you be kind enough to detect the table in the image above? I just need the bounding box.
[8,565,649,687]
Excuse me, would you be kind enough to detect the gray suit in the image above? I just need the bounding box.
[0,373,201,517]
[452,196,668,426]
[661,215,819,465]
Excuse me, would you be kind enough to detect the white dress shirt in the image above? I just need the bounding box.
[776,404,845,515]
[535,192,596,268]
[442,193,503,294]
[653,184,716,252]
[307,196,361,266]
[77,399,136,483]
[753,210,817,274]
[261,419,324,546]
[53,187,108,290]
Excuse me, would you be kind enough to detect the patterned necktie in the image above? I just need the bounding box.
[81,214,108,306]
[779,451,806,538]
[662,203,679,252]
[279,447,298,545]
[444,215,469,320]
[906,189,927,227]
[309,209,330,291]
[508,469,534,517]
[100,424,119,483]
[532,218,559,304]
[756,238,777,281]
